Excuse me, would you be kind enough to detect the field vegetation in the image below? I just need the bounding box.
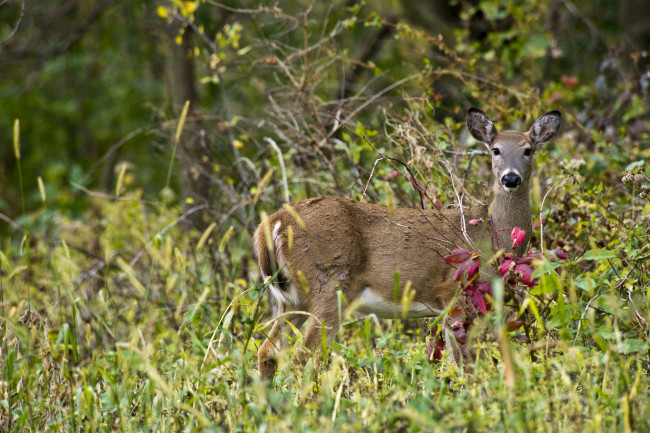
[1,0,649,431]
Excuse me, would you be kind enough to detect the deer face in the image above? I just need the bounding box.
[489,131,534,192]
[467,108,562,193]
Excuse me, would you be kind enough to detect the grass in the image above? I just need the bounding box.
[1,191,648,432]
[2,103,649,432]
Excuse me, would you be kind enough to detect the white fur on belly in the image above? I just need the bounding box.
[355,287,440,319]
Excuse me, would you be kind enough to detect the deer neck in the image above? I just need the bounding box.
[489,182,532,257]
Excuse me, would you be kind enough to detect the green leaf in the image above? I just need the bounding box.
[237,45,252,55]
[625,159,645,171]
[582,248,617,261]
[530,270,560,295]
[531,259,562,278]
[616,339,646,354]
[350,141,361,164]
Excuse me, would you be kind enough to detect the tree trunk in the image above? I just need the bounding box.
[167,21,210,227]
[620,0,650,71]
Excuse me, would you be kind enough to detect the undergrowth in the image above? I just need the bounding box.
[2,1,650,432]
[2,113,649,431]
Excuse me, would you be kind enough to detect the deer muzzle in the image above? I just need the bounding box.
[501,172,522,190]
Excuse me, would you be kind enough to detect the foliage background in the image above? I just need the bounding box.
[1,0,649,431]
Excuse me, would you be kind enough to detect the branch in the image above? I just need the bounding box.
[329,111,426,209]
[0,0,24,45]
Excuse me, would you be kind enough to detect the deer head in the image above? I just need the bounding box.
[467,108,562,255]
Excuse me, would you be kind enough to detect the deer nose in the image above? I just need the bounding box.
[501,172,521,189]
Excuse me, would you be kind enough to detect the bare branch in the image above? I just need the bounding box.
[0,0,24,45]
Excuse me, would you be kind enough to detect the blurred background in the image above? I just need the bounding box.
[1,0,648,229]
[1,2,650,430]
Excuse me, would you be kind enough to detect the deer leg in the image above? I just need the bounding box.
[258,302,286,380]
[258,301,311,380]
[298,302,341,370]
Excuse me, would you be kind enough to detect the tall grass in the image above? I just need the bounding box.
[1,179,648,432]
[1,107,649,432]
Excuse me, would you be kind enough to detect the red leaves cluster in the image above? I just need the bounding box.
[427,238,571,363]
[499,251,538,287]
[506,228,535,286]
[427,318,472,362]
[500,246,570,287]
[443,249,490,313]
[444,248,480,283]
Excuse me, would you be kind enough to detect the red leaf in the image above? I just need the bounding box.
[561,75,578,89]
[469,218,482,225]
[466,259,479,277]
[453,265,464,282]
[384,170,399,181]
[511,227,526,248]
[444,249,472,264]
[499,259,514,276]
[476,280,492,295]
[514,263,536,287]
[527,249,542,259]
[449,304,464,318]
[448,320,467,344]
[551,247,569,261]
[427,334,445,362]
[466,285,488,314]
[506,314,524,332]
[453,258,480,282]
[516,256,533,265]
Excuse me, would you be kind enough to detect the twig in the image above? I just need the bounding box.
[263,137,290,203]
[0,0,24,45]
[124,204,209,272]
[539,176,571,253]
[205,1,267,14]
[443,160,474,248]
[79,125,155,184]
[329,112,426,209]
[0,211,27,233]
[361,157,386,202]
[285,20,344,62]
[334,73,421,134]
[627,288,648,329]
[573,291,605,344]
[558,0,611,52]
[70,181,160,205]
[461,149,491,185]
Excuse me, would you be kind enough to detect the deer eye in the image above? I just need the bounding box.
[492,148,500,156]
[524,148,532,156]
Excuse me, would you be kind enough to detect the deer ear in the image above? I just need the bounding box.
[529,110,561,145]
[467,107,497,145]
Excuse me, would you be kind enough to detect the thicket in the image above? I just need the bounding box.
[1,0,649,431]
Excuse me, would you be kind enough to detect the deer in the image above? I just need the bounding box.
[254,107,561,380]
